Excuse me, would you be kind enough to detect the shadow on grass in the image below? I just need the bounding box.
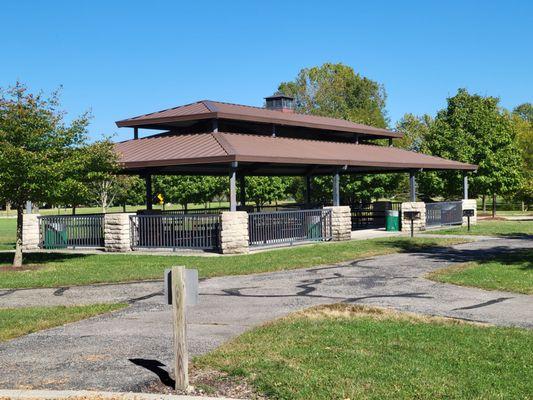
[0,251,90,266]
[391,241,532,271]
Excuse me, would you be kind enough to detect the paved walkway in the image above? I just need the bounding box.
[0,237,531,392]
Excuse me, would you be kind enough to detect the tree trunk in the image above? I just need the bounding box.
[122,203,127,213]
[482,195,486,212]
[72,205,77,215]
[522,201,525,213]
[13,205,24,268]
[492,193,497,218]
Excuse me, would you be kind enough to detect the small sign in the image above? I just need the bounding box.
[164,268,199,305]
[403,210,420,220]
[463,209,475,217]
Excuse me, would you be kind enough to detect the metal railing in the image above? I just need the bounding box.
[248,209,332,247]
[161,207,230,215]
[130,214,221,250]
[350,201,402,230]
[426,201,463,227]
[39,214,104,249]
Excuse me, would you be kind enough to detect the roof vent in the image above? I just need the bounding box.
[264,93,294,113]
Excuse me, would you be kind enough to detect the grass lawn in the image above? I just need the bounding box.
[428,249,533,294]
[0,303,126,342]
[432,219,533,237]
[0,218,16,250]
[197,304,533,400]
[0,237,466,289]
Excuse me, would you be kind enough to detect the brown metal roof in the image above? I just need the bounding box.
[115,100,402,138]
[115,132,477,172]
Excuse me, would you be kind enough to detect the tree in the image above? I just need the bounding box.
[277,63,398,203]
[0,82,114,267]
[512,103,533,209]
[154,176,226,210]
[394,113,432,152]
[278,62,388,127]
[58,140,118,213]
[419,89,523,214]
[244,177,291,209]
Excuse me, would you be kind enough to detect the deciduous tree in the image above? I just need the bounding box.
[0,83,114,267]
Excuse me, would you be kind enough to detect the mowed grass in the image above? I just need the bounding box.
[0,218,16,250]
[432,219,533,237]
[0,237,467,289]
[197,304,533,400]
[0,303,126,342]
[428,249,533,294]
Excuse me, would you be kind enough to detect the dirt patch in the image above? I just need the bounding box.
[291,303,489,327]
[140,366,265,399]
[0,265,44,272]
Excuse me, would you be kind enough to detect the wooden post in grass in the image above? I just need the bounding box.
[172,266,188,391]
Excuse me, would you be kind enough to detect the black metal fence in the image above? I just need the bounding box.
[161,207,230,215]
[350,201,402,230]
[130,214,221,250]
[426,201,463,227]
[248,209,332,247]
[39,214,104,249]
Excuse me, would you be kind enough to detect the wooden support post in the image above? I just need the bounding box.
[145,174,153,210]
[134,127,139,140]
[171,266,188,391]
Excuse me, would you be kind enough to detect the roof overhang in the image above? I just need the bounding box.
[115,132,477,176]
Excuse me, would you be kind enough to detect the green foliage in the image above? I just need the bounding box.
[278,63,396,203]
[419,89,523,199]
[243,176,292,208]
[511,104,533,205]
[154,176,226,209]
[0,82,115,265]
[394,113,432,152]
[278,62,388,128]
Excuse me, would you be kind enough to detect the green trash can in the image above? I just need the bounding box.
[44,222,68,249]
[307,215,322,239]
[385,210,400,231]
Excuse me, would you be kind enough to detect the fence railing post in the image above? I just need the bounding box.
[22,213,40,250]
[104,213,134,252]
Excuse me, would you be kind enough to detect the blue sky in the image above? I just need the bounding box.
[2,1,531,141]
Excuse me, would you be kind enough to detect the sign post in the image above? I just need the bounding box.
[463,209,474,232]
[403,210,420,238]
[165,267,199,392]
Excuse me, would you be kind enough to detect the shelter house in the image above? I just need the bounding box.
[22,95,477,254]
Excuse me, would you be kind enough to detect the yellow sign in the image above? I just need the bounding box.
[157,193,164,205]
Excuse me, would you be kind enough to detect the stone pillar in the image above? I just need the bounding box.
[401,202,426,233]
[22,213,40,250]
[104,213,134,252]
[462,199,477,226]
[324,206,351,241]
[220,211,249,254]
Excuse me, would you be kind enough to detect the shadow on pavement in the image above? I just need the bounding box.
[129,358,175,388]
